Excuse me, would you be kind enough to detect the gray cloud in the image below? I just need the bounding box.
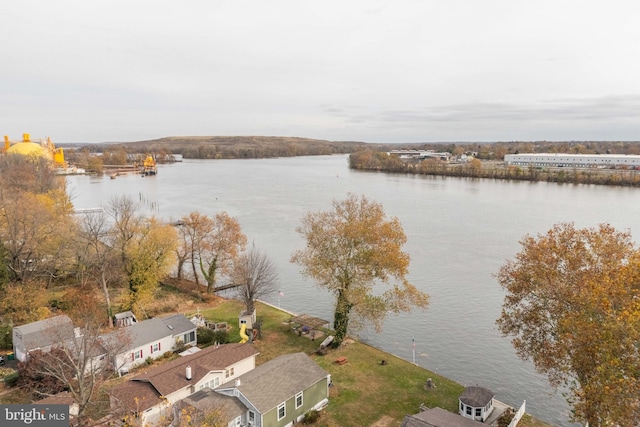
[3,1,640,143]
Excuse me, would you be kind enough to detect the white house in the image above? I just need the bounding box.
[12,315,76,362]
[459,386,495,422]
[110,343,260,427]
[102,313,197,374]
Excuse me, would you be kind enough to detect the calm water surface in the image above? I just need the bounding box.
[67,155,640,426]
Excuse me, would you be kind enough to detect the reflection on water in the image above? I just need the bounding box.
[68,155,640,426]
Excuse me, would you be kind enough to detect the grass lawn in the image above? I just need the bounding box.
[0,295,554,426]
[192,300,553,427]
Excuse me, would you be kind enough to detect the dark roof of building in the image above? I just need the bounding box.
[401,407,486,427]
[111,343,259,412]
[176,388,247,421]
[34,391,75,406]
[216,352,328,413]
[110,380,162,413]
[459,386,494,407]
[134,343,258,396]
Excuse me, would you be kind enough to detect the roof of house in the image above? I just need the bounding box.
[161,314,197,337]
[111,343,259,412]
[102,313,195,352]
[34,391,75,406]
[216,352,328,413]
[14,315,75,350]
[459,386,494,407]
[176,388,246,421]
[401,407,485,427]
[114,311,136,320]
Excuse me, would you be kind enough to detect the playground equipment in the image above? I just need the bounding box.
[239,323,249,343]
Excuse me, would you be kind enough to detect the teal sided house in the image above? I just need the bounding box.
[175,352,330,427]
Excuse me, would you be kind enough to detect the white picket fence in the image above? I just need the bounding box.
[508,400,526,427]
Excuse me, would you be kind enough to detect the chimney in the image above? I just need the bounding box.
[186,366,192,380]
[235,378,241,387]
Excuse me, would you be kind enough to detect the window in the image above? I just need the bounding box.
[234,416,241,426]
[249,411,255,424]
[150,342,161,354]
[277,402,286,421]
[295,392,303,409]
[475,408,482,417]
[198,377,221,390]
[466,406,472,415]
[225,367,235,378]
[183,331,195,344]
[131,349,143,361]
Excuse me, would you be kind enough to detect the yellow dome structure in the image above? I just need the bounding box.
[6,139,46,157]
[3,133,66,167]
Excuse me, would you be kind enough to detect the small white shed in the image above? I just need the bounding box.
[238,308,256,329]
[459,386,495,422]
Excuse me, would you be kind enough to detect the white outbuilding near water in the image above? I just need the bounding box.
[504,153,640,168]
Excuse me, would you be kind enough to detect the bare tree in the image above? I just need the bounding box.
[75,210,121,326]
[233,243,278,313]
[106,195,141,274]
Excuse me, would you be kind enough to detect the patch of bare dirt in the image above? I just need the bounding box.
[369,415,396,427]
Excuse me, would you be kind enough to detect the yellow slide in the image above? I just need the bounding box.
[239,323,249,343]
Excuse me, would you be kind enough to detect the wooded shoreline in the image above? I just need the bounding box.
[349,151,640,187]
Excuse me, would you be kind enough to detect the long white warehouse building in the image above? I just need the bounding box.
[504,153,640,168]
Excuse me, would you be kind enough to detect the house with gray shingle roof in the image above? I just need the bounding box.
[211,352,330,427]
[401,407,486,427]
[102,313,197,374]
[110,343,259,427]
[171,388,247,426]
[459,386,495,422]
[12,315,76,362]
[402,386,503,427]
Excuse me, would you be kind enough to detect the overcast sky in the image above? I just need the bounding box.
[3,1,640,144]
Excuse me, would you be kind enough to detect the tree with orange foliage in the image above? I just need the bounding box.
[175,211,213,285]
[106,195,177,317]
[497,223,640,427]
[196,212,247,294]
[292,193,429,347]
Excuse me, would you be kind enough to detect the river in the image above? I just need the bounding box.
[66,155,640,426]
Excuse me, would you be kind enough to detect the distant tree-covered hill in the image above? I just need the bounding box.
[97,136,369,159]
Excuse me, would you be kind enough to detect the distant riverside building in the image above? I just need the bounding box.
[389,150,451,161]
[504,153,640,168]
